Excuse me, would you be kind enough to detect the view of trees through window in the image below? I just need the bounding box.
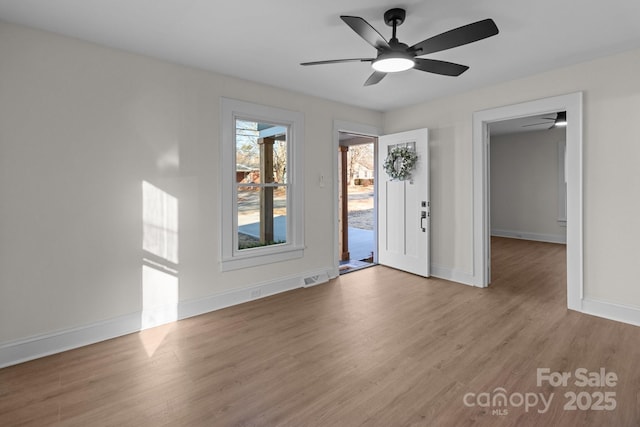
[235,120,288,250]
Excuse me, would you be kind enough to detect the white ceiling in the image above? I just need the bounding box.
[1,1,640,112]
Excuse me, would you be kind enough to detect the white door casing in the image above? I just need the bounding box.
[378,129,430,277]
[472,92,583,311]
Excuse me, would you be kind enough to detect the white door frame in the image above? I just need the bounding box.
[332,120,382,277]
[472,92,583,311]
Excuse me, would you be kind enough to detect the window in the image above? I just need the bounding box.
[220,98,304,271]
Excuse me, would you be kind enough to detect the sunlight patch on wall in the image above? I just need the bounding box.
[141,181,179,350]
[143,181,178,264]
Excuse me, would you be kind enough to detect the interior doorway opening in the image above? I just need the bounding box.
[338,133,377,274]
[487,112,568,287]
[473,92,583,311]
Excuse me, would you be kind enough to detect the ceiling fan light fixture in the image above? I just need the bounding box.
[372,52,415,73]
[554,111,567,127]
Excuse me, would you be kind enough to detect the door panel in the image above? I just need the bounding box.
[386,181,404,253]
[378,129,429,277]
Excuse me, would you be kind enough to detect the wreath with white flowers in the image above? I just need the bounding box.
[383,146,418,180]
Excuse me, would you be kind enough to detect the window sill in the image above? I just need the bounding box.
[220,246,304,272]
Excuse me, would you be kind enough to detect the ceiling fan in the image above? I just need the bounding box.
[522,112,567,129]
[300,8,499,86]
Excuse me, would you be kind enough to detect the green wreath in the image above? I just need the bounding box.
[383,146,418,180]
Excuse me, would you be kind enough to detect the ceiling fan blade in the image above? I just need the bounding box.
[413,58,469,76]
[300,58,374,66]
[522,122,552,127]
[410,18,499,56]
[341,16,390,50]
[364,71,387,86]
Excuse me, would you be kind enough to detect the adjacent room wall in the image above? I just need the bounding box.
[0,22,382,357]
[490,128,567,243]
[384,47,640,310]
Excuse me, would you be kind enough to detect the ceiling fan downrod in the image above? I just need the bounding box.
[384,8,406,43]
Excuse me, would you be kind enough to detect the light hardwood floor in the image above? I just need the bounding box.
[1,237,639,426]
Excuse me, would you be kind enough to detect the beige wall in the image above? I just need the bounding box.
[0,22,382,343]
[384,48,640,308]
[490,128,567,242]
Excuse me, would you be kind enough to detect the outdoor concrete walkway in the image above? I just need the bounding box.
[238,215,374,261]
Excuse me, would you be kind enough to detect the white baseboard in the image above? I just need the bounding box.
[492,229,567,244]
[431,265,477,287]
[0,313,142,369]
[581,298,640,327]
[0,268,333,369]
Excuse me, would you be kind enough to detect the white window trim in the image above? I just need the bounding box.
[220,98,305,271]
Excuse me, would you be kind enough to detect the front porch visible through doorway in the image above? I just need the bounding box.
[338,134,376,274]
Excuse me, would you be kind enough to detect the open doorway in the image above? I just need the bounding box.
[472,92,582,310]
[338,133,376,274]
[487,112,567,286]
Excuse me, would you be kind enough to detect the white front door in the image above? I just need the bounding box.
[378,128,430,277]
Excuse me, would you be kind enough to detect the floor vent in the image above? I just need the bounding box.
[304,276,319,286]
[302,272,329,287]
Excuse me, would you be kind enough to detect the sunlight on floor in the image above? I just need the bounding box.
[138,313,177,358]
